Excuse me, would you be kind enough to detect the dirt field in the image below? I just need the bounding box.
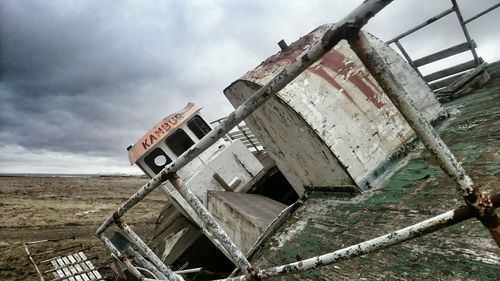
[0,175,165,281]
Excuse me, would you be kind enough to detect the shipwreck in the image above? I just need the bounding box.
[25,0,500,280]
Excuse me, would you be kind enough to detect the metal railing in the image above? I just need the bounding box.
[96,1,500,280]
[386,0,500,90]
[210,118,264,153]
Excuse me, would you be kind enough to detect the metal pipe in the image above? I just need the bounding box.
[96,0,394,264]
[464,2,500,24]
[169,174,252,273]
[159,184,235,266]
[387,7,454,44]
[349,32,500,246]
[175,267,204,274]
[116,220,182,281]
[451,0,480,64]
[219,194,500,280]
[98,234,147,280]
[110,230,169,280]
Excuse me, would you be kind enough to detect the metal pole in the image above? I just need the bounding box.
[96,0,394,263]
[98,234,147,280]
[116,220,182,281]
[451,0,480,64]
[218,193,500,280]
[159,184,236,266]
[349,32,500,246]
[169,174,252,273]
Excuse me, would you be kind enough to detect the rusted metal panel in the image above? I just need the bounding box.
[128,103,201,164]
[224,27,443,192]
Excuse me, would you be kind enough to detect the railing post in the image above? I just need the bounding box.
[349,32,500,246]
[394,40,423,78]
[451,0,480,65]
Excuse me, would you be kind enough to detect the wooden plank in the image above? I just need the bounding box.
[207,191,287,231]
[387,7,454,44]
[413,41,475,67]
[429,73,464,90]
[424,59,477,82]
[440,62,488,93]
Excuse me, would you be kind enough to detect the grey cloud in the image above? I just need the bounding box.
[0,0,499,173]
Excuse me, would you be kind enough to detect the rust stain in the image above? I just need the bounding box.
[308,66,358,107]
[310,49,385,109]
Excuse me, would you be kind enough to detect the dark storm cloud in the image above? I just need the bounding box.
[0,0,498,173]
[0,0,191,156]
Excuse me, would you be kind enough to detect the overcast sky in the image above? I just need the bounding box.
[1,0,499,174]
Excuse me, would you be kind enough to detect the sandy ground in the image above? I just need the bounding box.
[0,175,165,281]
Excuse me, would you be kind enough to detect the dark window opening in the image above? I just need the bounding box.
[144,147,172,175]
[173,235,234,279]
[166,129,195,156]
[187,115,211,139]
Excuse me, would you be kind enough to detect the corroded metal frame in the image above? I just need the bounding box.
[96,0,499,280]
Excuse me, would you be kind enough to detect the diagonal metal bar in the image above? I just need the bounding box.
[349,32,500,246]
[98,234,151,280]
[169,174,252,272]
[115,220,181,281]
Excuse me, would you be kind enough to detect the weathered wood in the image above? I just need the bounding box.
[429,72,464,90]
[387,8,454,44]
[424,59,478,82]
[207,191,287,254]
[439,62,488,93]
[414,41,476,67]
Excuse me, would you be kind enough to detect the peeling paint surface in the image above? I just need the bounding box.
[224,26,443,192]
[250,79,500,280]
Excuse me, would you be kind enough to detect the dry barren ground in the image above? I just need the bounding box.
[0,175,165,281]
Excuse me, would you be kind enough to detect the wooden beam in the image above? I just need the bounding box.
[413,41,476,67]
[423,59,477,82]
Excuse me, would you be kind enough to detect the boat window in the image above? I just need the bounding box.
[187,116,211,139]
[166,129,195,157]
[144,147,172,175]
